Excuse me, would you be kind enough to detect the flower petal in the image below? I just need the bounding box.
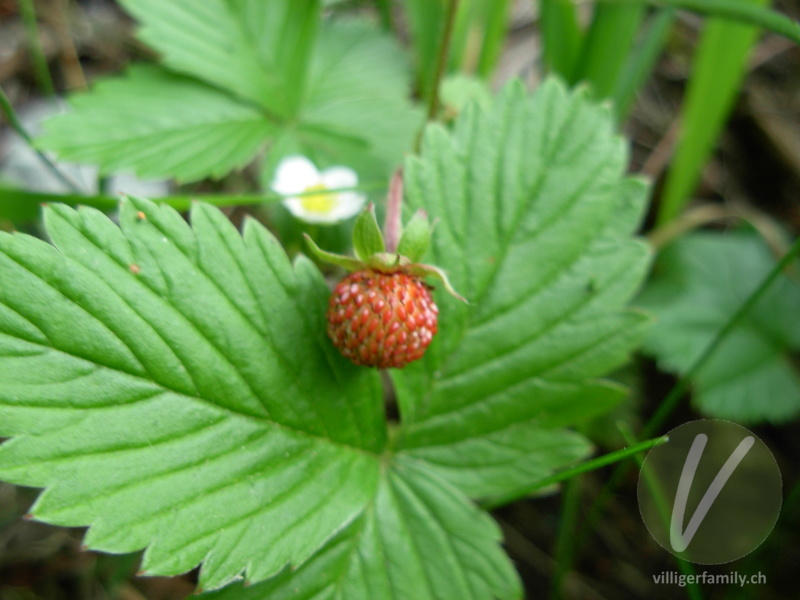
[271,156,320,195]
[320,166,359,190]
[327,191,367,221]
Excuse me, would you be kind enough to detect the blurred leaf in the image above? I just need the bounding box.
[658,0,767,224]
[38,66,275,183]
[117,0,320,118]
[638,231,800,423]
[440,74,493,116]
[392,80,653,501]
[280,19,422,182]
[38,14,419,185]
[0,197,385,590]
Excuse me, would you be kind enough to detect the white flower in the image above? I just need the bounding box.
[271,156,366,224]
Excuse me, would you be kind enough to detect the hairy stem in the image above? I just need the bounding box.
[383,169,404,253]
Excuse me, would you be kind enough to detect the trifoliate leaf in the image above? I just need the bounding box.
[39,7,419,185]
[392,80,653,501]
[198,461,521,600]
[638,231,800,423]
[0,197,385,590]
[37,65,274,183]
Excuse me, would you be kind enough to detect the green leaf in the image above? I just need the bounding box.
[440,74,494,117]
[287,19,423,181]
[0,196,386,590]
[117,0,320,116]
[198,461,521,600]
[352,204,385,261]
[392,80,653,501]
[399,419,592,502]
[37,65,274,183]
[40,14,419,186]
[638,231,800,423]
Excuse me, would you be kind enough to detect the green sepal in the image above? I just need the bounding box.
[367,252,409,271]
[406,263,468,303]
[303,234,365,271]
[396,210,431,263]
[353,204,386,261]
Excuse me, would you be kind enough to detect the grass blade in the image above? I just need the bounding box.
[404,0,447,99]
[653,0,800,44]
[540,0,585,80]
[574,1,648,98]
[613,8,677,120]
[476,0,513,77]
[18,0,56,97]
[448,0,513,77]
[658,0,768,224]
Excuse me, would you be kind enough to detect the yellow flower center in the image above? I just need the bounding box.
[300,183,336,214]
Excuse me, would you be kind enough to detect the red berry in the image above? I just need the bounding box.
[327,270,438,369]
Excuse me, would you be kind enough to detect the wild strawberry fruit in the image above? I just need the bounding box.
[328,270,439,368]
[305,172,464,369]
